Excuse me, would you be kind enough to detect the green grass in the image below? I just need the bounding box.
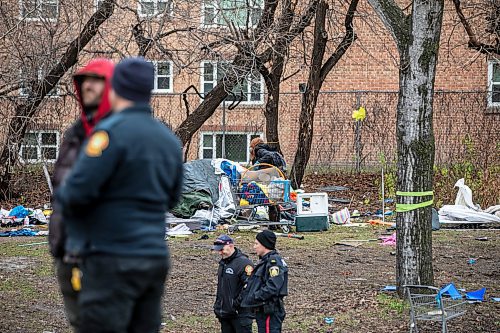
[377,293,409,314]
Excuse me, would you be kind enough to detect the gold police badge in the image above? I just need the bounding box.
[245,265,253,276]
[269,266,280,277]
[85,130,109,157]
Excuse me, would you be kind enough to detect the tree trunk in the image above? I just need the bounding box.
[395,0,444,293]
[290,0,358,188]
[175,56,255,145]
[0,0,115,199]
[368,0,444,294]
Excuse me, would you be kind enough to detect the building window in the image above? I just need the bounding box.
[488,61,500,107]
[203,0,262,27]
[201,132,262,163]
[201,61,264,104]
[138,0,172,17]
[152,61,173,93]
[20,67,60,97]
[19,131,60,163]
[20,0,58,20]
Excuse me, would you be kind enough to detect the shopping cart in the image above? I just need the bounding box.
[403,285,466,333]
[230,163,293,232]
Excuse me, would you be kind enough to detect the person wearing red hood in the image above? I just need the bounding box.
[48,58,114,332]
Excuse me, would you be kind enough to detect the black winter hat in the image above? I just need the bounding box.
[111,57,154,103]
[256,230,276,250]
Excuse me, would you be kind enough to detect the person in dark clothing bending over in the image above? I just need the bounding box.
[249,137,287,223]
[57,57,183,333]
[48,58,114,332]
[213,234,254,333]
[249,137,286,173]
[241,230,288,333]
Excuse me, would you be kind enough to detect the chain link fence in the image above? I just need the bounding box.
[0,91,498,203]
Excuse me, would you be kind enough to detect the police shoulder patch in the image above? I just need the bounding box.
[244,265,253,276]
[85,130,109,157]
[269,266,280,277]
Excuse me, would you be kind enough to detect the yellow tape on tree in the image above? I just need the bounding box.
[395,191,434,213]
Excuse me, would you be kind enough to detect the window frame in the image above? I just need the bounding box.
[138,0,173,18]
[201,0,263,28]
[488,60,500,107]
[19,0,59,21]
[152,60,174,93]
[19,130,60,163]
[19,67,60,98]
[200,132,263,163]
[200,61,264,105]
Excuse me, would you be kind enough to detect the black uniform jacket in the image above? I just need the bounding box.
[241,250,288,308]
[57,105,183,258]
[214,248,254,318]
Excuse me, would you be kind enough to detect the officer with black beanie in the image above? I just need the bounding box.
[58,57,183,333]
[241,230,289,333]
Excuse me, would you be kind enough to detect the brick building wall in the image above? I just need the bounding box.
[0,0,498,170]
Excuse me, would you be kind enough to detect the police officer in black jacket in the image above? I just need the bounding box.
[58,57,183,333]
[213,234,254,333]
[241,230,288,333]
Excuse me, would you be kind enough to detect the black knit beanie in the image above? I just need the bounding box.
[256,230,276,250]
[111,57,154,103]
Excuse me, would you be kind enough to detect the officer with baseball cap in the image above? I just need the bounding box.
[241,230,288,333]
[213,234,254,333]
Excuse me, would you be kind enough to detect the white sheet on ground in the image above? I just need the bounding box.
[439,178,500,224]
[166,223,192,236]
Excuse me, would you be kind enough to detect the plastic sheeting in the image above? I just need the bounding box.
[439,178,500,224]
[181,159,220,203]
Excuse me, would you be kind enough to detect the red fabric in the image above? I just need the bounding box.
[73,58,115,137]
[266,315,270,333]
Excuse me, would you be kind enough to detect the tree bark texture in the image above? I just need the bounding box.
[368,0,444,294]
[0,0,115,199]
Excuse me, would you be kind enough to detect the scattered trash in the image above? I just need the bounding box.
[368,219,394,227]
[8,205,30,218]
[439,178,500,225]
[380,232,396,246]
[316,185,349,192]
[324,317,335,325]
[335,239,376,247]
[467,258,476,265]
[382,285,397,292]
[166,223,192,236]
[492,297,500,302]
[390,251,396,256]
[466,288,486,302]
[329,197,351,204]
[331,208,350,225]
[351,209,361,218]
[18,241,49,247]
[0,228,39,237]
[475,237,488,241]
[439,283,462,300]
[384,198,394,204]
[334,241,363,247]
[198,234,209,240]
